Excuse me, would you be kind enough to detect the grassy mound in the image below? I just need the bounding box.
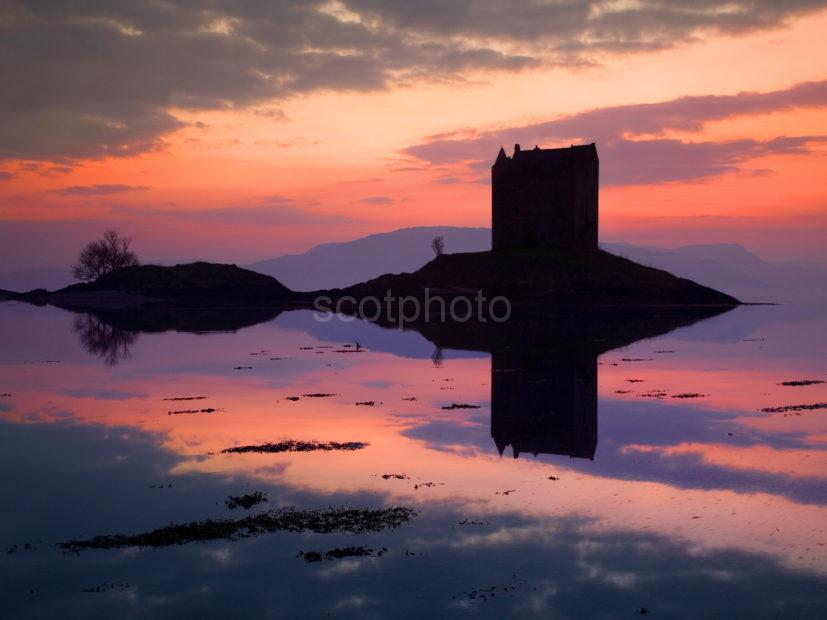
[61,262,294,301]
[343,247,739,306]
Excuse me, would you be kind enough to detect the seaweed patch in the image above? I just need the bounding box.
[779,380,824,387]
[226,491,267,510]
[297,546,386,562]
[760,402,826,413]
[60,506,417,551]
[220,440,368,454]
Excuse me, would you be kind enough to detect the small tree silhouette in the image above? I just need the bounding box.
[72,230,139,281]
[431,235,445,257]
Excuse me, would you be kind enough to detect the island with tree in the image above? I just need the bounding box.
[1,144,740,313]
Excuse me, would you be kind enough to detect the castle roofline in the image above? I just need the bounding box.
[495,145,508,165]
[493,142,596,165]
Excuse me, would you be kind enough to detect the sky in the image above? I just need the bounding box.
[0,0,826,272]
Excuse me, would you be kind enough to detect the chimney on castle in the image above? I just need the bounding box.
[513,143,521,155]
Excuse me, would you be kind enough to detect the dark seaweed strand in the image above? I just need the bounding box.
[760,402,827,413]
[220,440,368,454]
[60,506,417,552]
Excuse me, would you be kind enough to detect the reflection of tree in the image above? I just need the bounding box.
[431,345,443,368]
[73,314,138,366]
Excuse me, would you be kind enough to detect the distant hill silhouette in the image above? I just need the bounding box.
[246,226,490,291]
[602,242,827,297]
[3,228,820,298]
[244,227,826,296]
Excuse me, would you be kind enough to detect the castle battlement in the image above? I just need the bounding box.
[492,143,598,250]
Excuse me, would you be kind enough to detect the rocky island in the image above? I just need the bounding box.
[2,144,740,312]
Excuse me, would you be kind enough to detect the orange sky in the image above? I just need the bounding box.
[0,4,826,270]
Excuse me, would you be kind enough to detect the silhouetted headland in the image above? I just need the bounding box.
[3,248,740,311]
[338,245,739,308]
[11,262,306,310]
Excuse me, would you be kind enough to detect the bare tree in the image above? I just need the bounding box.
[431,235,445,257]
[72,230,139,281]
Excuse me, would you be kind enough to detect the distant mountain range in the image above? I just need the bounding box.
[245,226,827,298]
[2,226,824,297]
[599,242,827,298]
[246,226,490,292]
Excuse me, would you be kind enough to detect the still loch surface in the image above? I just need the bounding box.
[0,297,825,618]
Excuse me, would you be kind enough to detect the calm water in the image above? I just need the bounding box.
[0,298,825,618]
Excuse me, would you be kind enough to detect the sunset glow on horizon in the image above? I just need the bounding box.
[3,6,827,614]
[1,1,826,271]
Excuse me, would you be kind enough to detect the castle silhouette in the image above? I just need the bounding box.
[489,143,599,459]
[492,143,599,249]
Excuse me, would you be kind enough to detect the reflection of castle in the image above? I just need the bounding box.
[491,352,597,459]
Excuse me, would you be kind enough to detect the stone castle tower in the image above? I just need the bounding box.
[491,143,599,250]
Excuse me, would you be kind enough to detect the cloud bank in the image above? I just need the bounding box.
[48,184,148,196]
[2,0,825,162]
[402,80,827,185]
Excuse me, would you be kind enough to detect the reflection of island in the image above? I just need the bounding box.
[76,306,284,334]
[68,302,735,462]
[71,307,284,364]
[492,351,597,459]
[410,305,734,461]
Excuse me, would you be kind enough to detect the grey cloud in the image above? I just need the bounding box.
[48,183,148,196]
[357,195,395,205]
[116,205,352,226]
[346,0,827,56]
[43,165,74,175]
[252,108,289,121]
[257,194,322,209]
[452,135,827,187]
[599,135,827,185]
[2,1,825,162]
[185,206,352,226]
[402,80,827,185]
[0,170,14,180]
[433,175,466,185]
